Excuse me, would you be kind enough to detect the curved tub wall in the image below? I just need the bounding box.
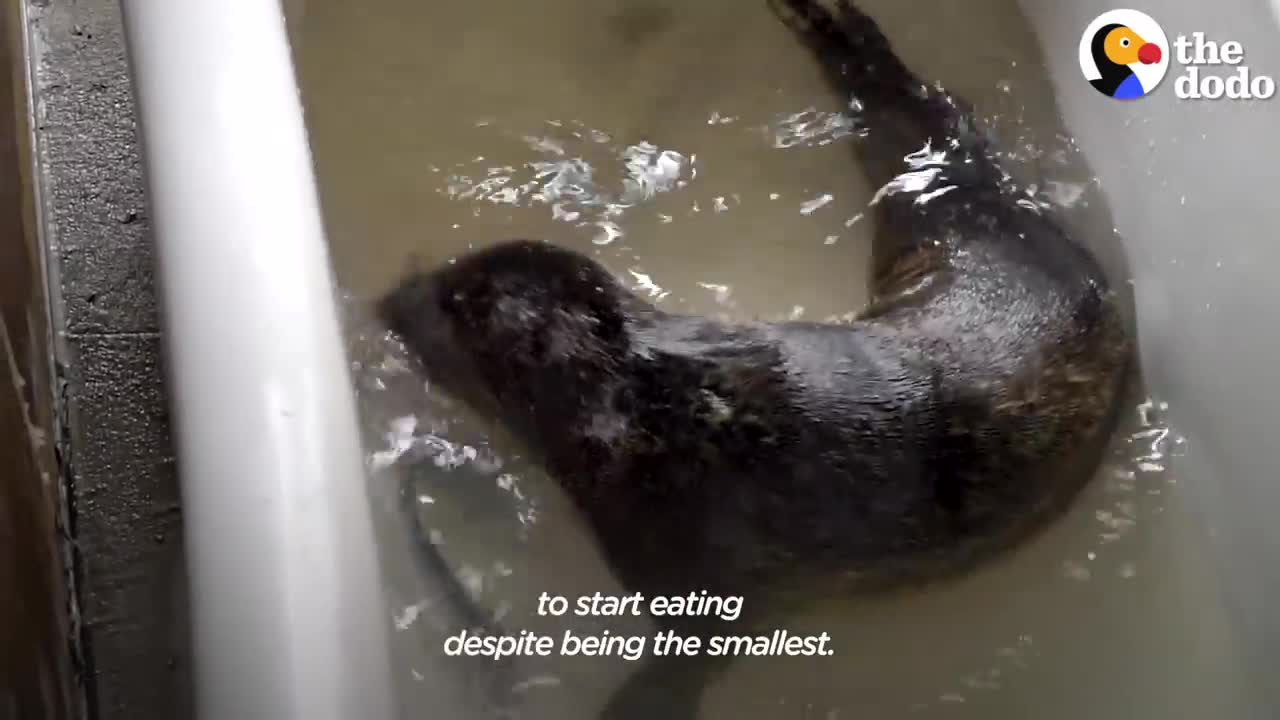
[116,2,395,719]
[1021,0,1280,713]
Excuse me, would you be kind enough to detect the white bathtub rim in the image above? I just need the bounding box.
[116,1,397,719]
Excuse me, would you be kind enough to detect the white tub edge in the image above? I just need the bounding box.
[116,2,395,718]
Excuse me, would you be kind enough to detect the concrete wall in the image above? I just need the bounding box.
[17,0,191,717]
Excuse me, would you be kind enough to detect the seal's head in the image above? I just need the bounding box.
[377,239,638,429]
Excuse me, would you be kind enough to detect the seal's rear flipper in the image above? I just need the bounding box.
[770,0,998,188]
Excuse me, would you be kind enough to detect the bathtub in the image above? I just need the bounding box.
[108,0,1280,718]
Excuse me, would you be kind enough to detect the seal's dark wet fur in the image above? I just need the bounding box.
[379,2,1132,717]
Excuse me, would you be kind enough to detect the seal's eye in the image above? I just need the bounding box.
[442,289,466,314]
[1120,37,1130,47]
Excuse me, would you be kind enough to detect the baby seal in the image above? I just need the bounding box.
[378,1,1132,717]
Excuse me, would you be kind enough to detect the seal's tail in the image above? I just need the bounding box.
[770,0,997,183]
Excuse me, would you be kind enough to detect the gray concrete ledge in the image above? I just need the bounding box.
[23,0,189,717]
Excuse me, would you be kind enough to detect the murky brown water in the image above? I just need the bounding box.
[289,1,1251,718]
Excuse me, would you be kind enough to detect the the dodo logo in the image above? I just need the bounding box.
[1079,10,1169,99]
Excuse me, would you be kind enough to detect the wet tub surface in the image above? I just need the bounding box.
[287,1,1254,717]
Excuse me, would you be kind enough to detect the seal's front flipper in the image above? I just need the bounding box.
[599,651,729,720]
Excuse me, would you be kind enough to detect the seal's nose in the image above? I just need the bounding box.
[1138,42,1162,64]
[377,271,438,336]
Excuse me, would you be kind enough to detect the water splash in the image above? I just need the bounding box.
[770,106,863,148]
[697,281,734,307]
[627,270,668,301]
[869,142,952,206]
[620,141,689,203]
[800,193,834,215]
[442,123,694,246]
